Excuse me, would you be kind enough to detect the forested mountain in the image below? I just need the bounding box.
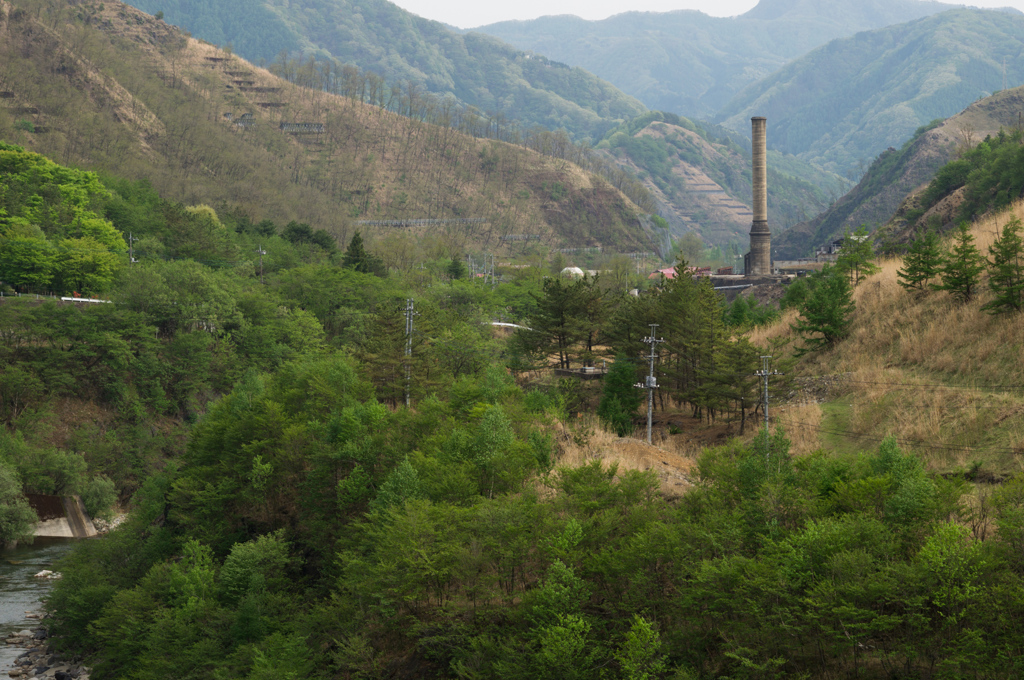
[476,0,950,118]
[17,146,1024,679]
[0,0,657,253]
[718,8,1024,178]
[774,84,1024,258]
[596,112,848,248]
[114,0,854,253]
[119,0,647,140]
[12,1,1024,676]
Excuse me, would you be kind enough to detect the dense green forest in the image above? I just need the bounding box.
[717,8,1024,178]
[0,139,758,540]
[4,137,1024,680]
[10,0,1024,677]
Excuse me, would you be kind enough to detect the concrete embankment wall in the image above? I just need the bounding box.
[26,494,97,538]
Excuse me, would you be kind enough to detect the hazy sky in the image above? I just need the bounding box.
[388,0,1024,29]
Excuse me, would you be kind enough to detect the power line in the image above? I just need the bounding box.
[788,376,1024,393]
[776,417,1023,456]
[768,397,1024,411]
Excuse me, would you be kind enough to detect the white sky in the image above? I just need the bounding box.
[388,0,1024,29]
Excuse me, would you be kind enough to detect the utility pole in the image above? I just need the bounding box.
[643,324,665,445]
[755,356,783,454]
[256,245,266,284]
[404,299,417,408]
[128,232,138,265]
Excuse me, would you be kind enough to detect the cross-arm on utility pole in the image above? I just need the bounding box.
[256,245,267,284]
[754,355,784,456]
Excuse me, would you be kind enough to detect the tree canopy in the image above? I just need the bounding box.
[0,143,127,294]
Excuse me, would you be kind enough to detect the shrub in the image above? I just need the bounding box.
[80,475,117,520]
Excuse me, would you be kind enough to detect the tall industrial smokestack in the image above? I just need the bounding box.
[747,116,771,276]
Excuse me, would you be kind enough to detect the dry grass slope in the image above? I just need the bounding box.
[554,420,698,497]
[753,204,1024,475]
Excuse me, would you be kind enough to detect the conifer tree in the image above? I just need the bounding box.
[791,266,854,356]
[937,222,985,303]
[516,276,599,369]
[982,216,1024,314]
[898,228,942,291]
[342,231,385,276]
[835,226,879,286]
[597,356,643,436]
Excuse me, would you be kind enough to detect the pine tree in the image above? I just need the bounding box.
[517,276,599,369]
[898,228,942,291]
[342,231,385,276]
[982,216,1024,314]
[937,222,985,303]
[791,266,855,356]
[835,226,879,286]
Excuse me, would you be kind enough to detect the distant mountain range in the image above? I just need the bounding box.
[774,84,1024,258]
[475,0,952,118]
[118,0,851,248]
[117,0,1024,256]
[718,8,1024,177]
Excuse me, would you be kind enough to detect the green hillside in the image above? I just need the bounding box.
[597,112,848,249]
[120,0,647,140]
[0,0,656,255]
[895,110,1024,237]
[718,8,1024,178]
[776,85,1024,258]
[12,3,1024,677]
[16,151,1024,680]
[476,0,949,118]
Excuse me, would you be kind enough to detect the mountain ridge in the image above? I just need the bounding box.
[717,8,1024,177]
[0,0,656,255]
[119,0,648,141]
[773,84,1024,258]
[474,0,952,117]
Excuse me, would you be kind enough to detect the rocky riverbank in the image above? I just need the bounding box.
[4,626,89,680]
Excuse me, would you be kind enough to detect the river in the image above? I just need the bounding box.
[0,539,74,672]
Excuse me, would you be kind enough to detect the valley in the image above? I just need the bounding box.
[3,0,1024,678]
